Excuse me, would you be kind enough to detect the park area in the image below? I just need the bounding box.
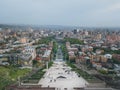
[0,66,31,90]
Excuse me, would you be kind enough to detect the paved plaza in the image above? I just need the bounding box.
[38,61,89,90]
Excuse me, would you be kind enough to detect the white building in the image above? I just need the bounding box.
[23,46,36,60]
[20,46,36,66]
[42,50,51,61]
[104,54,112,59]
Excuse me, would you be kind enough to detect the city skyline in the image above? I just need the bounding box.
[0,0,120,27]
[0,26,120,90]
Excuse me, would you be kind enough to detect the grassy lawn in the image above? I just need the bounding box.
[0,77,12,90]
[0,66,31,90]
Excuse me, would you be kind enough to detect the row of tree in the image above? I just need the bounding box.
[63,38,84,44]
[52,41,58,60]
[61,44,69,60]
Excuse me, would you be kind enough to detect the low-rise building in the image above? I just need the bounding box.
[42,50,51,61]
[19,46,36,66]
[104,54,112,59]
[68,51,76,61]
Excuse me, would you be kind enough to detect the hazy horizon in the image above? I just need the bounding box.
[0,0,120,27]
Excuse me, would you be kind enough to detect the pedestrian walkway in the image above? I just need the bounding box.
[38,46,88,90]
[38,61,88,90]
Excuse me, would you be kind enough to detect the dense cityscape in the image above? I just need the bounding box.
[1,0,120,90]
[0,25,120,90]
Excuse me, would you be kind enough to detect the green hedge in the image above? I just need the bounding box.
[23,61,53,83]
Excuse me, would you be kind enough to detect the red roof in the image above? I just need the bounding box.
[35,56,41,60]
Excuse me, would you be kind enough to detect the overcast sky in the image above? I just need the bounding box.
[0,0,120,27]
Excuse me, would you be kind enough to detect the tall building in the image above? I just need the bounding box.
[73,29,79,34]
